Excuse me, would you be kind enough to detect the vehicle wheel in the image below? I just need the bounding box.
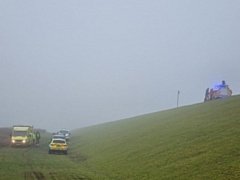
[64,151,67,155]
[49,150,52,154]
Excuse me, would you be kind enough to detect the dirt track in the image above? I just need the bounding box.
[0,129,93,180]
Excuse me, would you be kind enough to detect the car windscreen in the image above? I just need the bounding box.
[59,130,69,134]
[53,135,66,139]
[13,131,27,136]
[53,140,65,144]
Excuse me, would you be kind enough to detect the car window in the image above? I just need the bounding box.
[13,131,27,136]
[59,130,69,134]
[53,140,65,143]
[54,135,66,139]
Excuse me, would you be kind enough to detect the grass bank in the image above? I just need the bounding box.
[71,95,240,179]
[0,95,240,179]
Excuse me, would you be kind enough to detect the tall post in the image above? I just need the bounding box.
[177,90,180,107]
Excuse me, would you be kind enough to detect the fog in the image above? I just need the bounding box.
[1,1,240,132]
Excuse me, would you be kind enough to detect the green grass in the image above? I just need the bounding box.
[0,133,99,180]
[1,95,240,179]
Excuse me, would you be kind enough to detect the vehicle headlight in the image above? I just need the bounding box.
[22,140,26,143]
[12,140,15,143]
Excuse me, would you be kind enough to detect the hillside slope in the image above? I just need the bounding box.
[70,95,240,179]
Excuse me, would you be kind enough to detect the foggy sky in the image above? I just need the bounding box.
[1,1,240,132]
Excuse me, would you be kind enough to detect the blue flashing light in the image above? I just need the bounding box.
[214,84,222,90]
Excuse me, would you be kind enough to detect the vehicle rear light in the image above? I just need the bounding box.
[51,144,54,147]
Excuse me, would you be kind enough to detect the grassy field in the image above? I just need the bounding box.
[0,95,240,179]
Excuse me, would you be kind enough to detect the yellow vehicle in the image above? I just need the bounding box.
[49,138,68,155]
[11,125,33,147]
